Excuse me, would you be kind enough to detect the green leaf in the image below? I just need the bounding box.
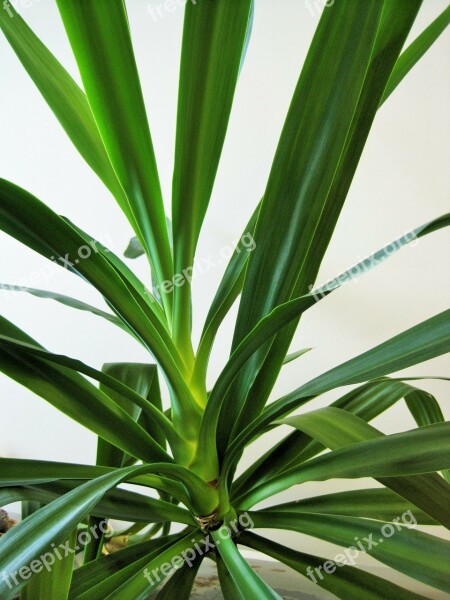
[20,528,77,600]
[0,2,134,225]
[272,379,446,480]
[96,363,164,468]
[233,404,450,532]
[193,211,450,479]
[0,481,193,525]
[69,535,180,598]
[123,236,146,259]
[227,1,421,442]
[0,463,217,598]
[59,221,202,440]
[233,1,385,339]
[0,469,131,599]
[0,179,199,436]
[283,347,313,366]
[238,412,450,512]
[0,458,190,507]
[249,511,450,594]
[90,532,205,600]
[230,415,450,531]
[211,526,282,600]
[133,366,167,452]
[192,204,259,396]
[225,308,450,484]
[0,179,163,336]
[405,389,448,428]
[0,316,170,463]
[278,310,450,414]
[216,551,242,600]
[155,555,202,599]
[89,363,169,561]
[0,283,127,331]
[0,330,182,453]
[232,378,441,494]
[240,531,427,600]
[56,0,173,314]
[0,459,113,486]
[405,388,450,482]
[64,218,168,333]
[172,0,254,351]
[202,205,259,338]
[222,210,446,430]
[124,215,172,262]
[381,4,450,104]
[260,489,437,525]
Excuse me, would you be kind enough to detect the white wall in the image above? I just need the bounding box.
[1,1,449,596]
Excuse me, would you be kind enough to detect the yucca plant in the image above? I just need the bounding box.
[0,1,449,598]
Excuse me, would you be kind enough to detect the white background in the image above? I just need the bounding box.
[0,1,449,597]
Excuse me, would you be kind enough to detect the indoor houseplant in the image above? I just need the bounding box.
[0,1,450,598]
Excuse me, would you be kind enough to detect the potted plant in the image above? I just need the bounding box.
[0,1,449,598]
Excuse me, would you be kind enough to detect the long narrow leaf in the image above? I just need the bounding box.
[193,212,450,479]
[0,283,127,331]
[216,551,242,600]
[227,1,421,443]
[0,179,199,433]
[0,332,182,453]
[96,533,204,600]
[405,389,450,482]
[0,462,218,598]
[225,308,450,482]
[232,378,441,494]
[20,528,77,600]
[0,317,170,463]
[240,531,427,600]
[232,398,450,529]
[211,526,281,600]
[192,204,260,395]
[96,363,164,468]
[0,3,134,225]
[381,4,450,103]
[0,481,193,525]
[249,512,450,593]
[0,458,190,506]
[260,489,437,525]
[172,0,253,352]
[155,555,202,599]
[238,416,450,511]
[68,535,180,598]
[56,0,173,312]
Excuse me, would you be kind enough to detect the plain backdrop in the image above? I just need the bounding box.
[1,1,449,597]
